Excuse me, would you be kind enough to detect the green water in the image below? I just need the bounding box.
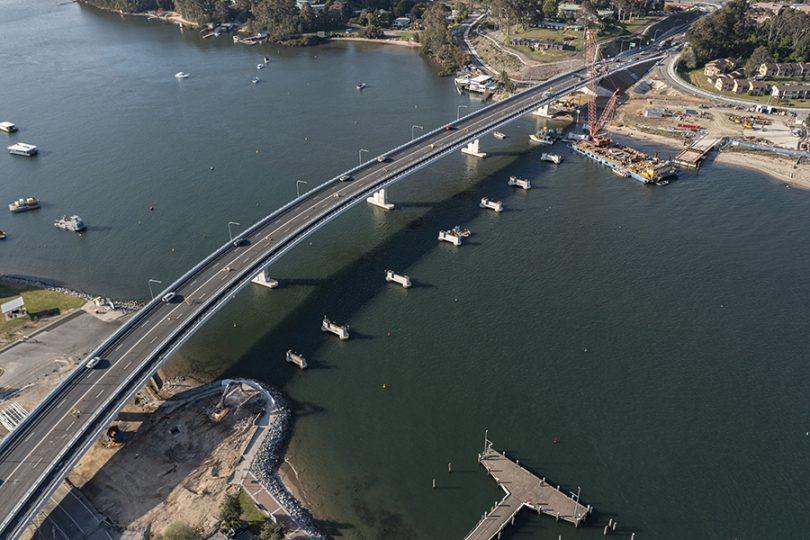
[2,3,809,539]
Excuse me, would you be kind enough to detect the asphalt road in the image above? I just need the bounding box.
[0,45,671,539]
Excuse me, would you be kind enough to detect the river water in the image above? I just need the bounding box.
[2,3,809,539]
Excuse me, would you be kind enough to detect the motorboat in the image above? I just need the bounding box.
[174,72,190,79]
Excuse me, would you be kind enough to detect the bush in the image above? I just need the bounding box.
[162,523,200,540]
[219,492,242,529]
[259,521,285,540]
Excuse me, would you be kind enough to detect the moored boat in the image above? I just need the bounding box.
[529,132,554,145]
[54,214,86,232]
[8,143,37,157]
[493,131,507,140]
[9,197,40,213]
[174,71,190,79]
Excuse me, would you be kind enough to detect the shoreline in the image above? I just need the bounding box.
[607,126,810,191]
[330,36,420,48]
[0,274,143,313]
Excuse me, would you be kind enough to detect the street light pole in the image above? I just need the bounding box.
[411,125,423,140]
[457,105,468,121]
[296,180,308,198]
[358,148,368,164]
[148,279,162,301]
[227,221,241,242]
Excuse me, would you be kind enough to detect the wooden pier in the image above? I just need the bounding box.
[674,136,723,169]
[464,438,591,540]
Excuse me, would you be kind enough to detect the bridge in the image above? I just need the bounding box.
[0,46,669,538]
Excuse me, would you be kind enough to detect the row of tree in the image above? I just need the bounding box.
[683,0,810,70]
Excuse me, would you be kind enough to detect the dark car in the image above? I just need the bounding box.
[339,174,352,182]
[445,125,458,131]
[232,238,249,247]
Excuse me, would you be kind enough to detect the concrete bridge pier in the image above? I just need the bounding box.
[461,139,487,158]
[251,268,279,289]
[367,188,394,210]
[532,103,552,118]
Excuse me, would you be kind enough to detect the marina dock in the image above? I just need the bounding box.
[465,439,591,540]
[673,136,723,169]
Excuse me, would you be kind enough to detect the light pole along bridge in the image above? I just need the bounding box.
[0,49,666,538]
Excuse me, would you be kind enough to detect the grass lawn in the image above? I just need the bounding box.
[239,489,267,534]
[621,16,662,35]
[684,67,810,107]
[0,281,85,342]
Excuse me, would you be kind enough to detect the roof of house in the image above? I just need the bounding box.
[0,296,25,314]
[774,83,810,91]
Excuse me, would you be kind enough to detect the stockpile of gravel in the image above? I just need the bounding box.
[250,388,325,539]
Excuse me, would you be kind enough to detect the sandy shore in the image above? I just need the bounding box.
[607,126,810,190]
[331,36,420,48]
[713,151,810,190]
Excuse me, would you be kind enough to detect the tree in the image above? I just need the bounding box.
[678,46,697,70]
[162,523,201,540]
[744,45,773,76]
[219,493,242,529]
[419,3,465,75]
[500,70,516,93]
[252,0,300,40]
[259,521,285,540]
[542,0,558,20]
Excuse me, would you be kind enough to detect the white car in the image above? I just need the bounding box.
[86,356,101,369]
[161,292,176,303]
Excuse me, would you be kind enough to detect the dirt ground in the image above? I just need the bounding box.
[607,73,810,188]
[68,384,264,536]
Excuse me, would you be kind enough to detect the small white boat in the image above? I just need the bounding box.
[529,132,554,145]
[356,83,366,90]
[8,143,37,157]
[252,77,261,84]
[257,63,264,70]
[493,131,507,140]
[175,72,189,79]
[0,121,17,133]
[54,214,86,232]
[263,56,270,65]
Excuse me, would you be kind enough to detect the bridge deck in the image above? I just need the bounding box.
[464,448,590,540]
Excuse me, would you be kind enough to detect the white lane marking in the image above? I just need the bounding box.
[149,337,157,344]
[24,433,33,443]
[124,360,132,369]
[189,279,197,286]
[115,344,123,352]
[95,390,104,399]
[57,399,66,409]
[2,75,584,488]
[66,420,75,431]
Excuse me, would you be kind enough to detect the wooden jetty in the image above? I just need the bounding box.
[674,135,723,169]
[464,437,591,540]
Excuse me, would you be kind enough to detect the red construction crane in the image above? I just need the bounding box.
[584,28,621,144]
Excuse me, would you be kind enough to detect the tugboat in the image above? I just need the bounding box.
[8,197,40,213]
[54,215,86,232]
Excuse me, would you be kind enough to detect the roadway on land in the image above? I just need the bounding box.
[0,46,670,539]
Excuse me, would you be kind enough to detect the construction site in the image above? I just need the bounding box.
[565,29,679,185]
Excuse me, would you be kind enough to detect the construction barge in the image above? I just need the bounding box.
[573,140,677,185]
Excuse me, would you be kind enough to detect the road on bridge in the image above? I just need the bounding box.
[0,43,673,539]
